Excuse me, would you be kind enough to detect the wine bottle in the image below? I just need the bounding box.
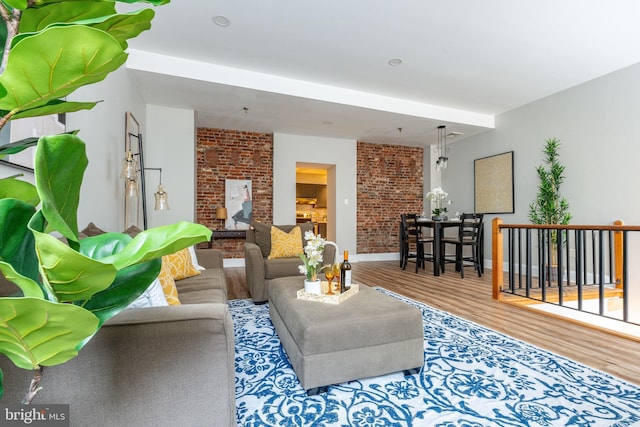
[340,250,352,292]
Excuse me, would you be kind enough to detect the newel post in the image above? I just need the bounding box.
[614,219,623,289]
[492,218,503,300]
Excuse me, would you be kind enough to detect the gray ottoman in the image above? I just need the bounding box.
[268,276,424,392]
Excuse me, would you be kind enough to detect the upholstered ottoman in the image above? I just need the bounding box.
[268,276,424,392]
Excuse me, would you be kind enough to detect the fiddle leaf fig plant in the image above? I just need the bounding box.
[0,0,215,404]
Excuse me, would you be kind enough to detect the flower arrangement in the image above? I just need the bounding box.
[426,187,452,216]
[298,230,326,281]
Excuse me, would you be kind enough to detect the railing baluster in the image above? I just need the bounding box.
[623,230,629,322]
[558,227,564,306]
[591,230,597,285]
[517,228,523,290]
[526,228,532,299]
[598,230,605,316]
[576,230,583,311]
[508,228,514,293]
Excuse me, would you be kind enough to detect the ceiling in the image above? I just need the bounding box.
[123,0,640,147]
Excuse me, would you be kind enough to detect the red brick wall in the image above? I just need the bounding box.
[196,129,423,257]
[357,141,423,253]
[196,128,273,257]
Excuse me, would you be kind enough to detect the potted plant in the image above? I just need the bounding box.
[425,187,452,221]
[298,230,326,294]
[528,137,572,281]
[0,0,213,403]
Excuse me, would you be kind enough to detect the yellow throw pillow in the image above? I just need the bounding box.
[158,261,181,305]
[162,247,201,280]
[268,226,303,259]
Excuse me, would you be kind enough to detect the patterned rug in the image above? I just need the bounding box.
[231,288,640,426]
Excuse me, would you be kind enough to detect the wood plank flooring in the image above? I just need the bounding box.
[224,260,640,386]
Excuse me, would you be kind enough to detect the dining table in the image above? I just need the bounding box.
[416,217,462,276]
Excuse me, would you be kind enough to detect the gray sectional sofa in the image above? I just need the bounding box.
[0,248,237,427]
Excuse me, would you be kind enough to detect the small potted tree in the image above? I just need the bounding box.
[528,137,572,282]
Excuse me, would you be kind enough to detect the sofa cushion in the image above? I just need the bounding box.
[158,262,181,305]
[176,268,228,303]
[80,222,106,237]
[123,225,143,237]
[163,248,201,280]
[127,278,168,309]
[268,226,303,259]
[188,246,205,270]
[264,257,305,280]
[251,221,315,257]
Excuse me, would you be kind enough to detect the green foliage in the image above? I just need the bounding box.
[528,138,572,226]
[0,298,100,370]
[0,0,215,403]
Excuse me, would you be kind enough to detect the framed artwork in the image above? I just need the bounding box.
[0,114,66,171]
[225,179,252,230]
[474,151,514,214]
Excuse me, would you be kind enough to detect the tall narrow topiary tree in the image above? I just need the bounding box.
[529,137,571,282]
[529,137,572,226]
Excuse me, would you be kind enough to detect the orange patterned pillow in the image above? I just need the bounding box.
[162,247,201,280]
[268,226,303,259]
[157,261,180,305]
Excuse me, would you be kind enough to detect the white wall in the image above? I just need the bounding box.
[67,68,146,232]
[273,133,358,258]
[444,61,640,265]
[145,105,196,228]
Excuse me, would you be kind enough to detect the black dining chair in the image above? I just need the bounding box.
[440,213,484,278]
[400,214,416,269]
[402,213,435,273]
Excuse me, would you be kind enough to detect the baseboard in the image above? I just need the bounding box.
[223,258,245,268]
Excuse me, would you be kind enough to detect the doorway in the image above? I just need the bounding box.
[295,162,335,241]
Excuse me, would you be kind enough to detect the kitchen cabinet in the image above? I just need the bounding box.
[315,185,327,208]
[296,183,327,207]
[296,183,316,199]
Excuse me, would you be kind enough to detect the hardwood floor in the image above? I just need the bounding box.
[224,260,640,386]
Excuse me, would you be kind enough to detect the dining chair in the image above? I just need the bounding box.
[440,213,484,278]
[400,214,417,269]
[402,213,435,273]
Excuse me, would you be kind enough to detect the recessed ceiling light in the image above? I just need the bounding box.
[213,15,230,27]
[388,58,402,66]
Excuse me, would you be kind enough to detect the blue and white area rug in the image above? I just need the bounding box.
[231,288,640,426]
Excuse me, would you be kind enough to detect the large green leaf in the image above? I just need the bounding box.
[0,136,38,158]
[116,0,170,5]
[0,298,99,370]
[3,0,27,9]
[79,232,132,260]
[21,6,155,49]
[101,222,212,269]
[0,25,127,114]
[33,0,169,6]
[0,176,39,206]
[79,258,161,326]
[19,1,118,32]
[0,199,42,298]
[77,8,155,48]
[31,230,117,303]
[11,100,100,120]
[34,134,87,245]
